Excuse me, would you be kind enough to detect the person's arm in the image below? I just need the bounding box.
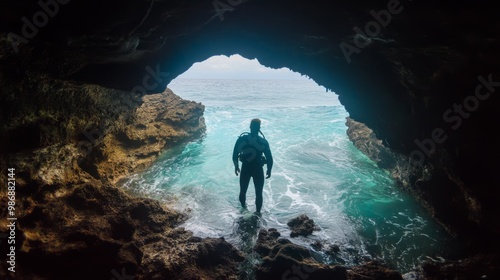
[232,138,241,176]
[264,143,273,179]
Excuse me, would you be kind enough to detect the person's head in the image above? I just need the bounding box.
[250,118,261,134]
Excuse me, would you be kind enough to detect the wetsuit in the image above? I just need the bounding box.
[232,132,273,213]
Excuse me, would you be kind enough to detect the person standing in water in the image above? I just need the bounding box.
[232,118,273,214]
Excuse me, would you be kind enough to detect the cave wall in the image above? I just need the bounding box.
[1,0,499,262]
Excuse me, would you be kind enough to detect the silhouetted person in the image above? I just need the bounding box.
[233,118,273,214]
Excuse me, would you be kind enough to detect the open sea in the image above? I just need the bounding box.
[121,78,460,274]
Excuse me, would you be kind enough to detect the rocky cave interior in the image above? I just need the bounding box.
[1,0,499,279]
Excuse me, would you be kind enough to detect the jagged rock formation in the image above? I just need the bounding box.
[254,228,402,280]
[90,89,205,184]
[345,118,441,232]
[1,0,499,279]
[418,254,500,280]
[345,118,398,170]
[287,214,320,237]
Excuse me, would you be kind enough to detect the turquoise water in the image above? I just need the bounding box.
[122,78,459,273]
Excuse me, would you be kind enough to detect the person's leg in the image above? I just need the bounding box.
[252,166,265,213]
[239,165,251,209]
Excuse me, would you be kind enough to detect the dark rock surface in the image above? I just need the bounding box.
[346,117,398,170]
[348,261,403,280]
[0,178,243,280]
[254,228,403,280]
[287,214,320,237]
[419,254,500,280]
[255,228,348,280]
[92,88,205,184]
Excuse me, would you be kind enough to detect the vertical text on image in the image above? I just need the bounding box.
[6,168,17,273]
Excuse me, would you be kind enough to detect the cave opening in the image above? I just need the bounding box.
[2,1,499,279]
[121,54,461,274]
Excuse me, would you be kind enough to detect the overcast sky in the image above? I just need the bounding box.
[175,54,306,80]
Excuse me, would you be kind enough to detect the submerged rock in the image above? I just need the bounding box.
[287,214,320,237]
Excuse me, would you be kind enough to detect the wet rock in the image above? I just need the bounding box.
[324,243,348,265]
[269,228,281,239]
[420,254,500,280]
[255,228,280,256]
[402,271,421,280]
[287,214,320,237]
[328,244,341,254]
[347,261,403,280]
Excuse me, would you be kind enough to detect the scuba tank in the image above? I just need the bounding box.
[237,130,267,166]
